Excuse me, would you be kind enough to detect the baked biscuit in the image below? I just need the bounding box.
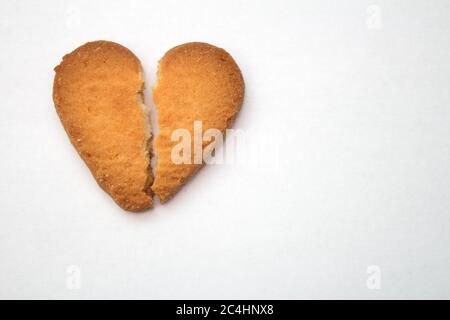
[152,42,245,203]
[53,41,153,211]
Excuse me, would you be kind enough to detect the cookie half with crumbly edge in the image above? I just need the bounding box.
[152,42,245,203]
[53,40,153,211]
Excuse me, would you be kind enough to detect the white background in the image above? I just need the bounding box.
[0,0,449,299]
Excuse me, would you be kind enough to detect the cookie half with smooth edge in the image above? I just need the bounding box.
[152,42,245,203]
[53,40,153,211]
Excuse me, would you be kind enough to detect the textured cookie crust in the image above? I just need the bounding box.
[53,41,153,211]
[152,42,245,203]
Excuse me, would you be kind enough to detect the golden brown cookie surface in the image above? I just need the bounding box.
[53,41,153,211]
[152,42,245,203]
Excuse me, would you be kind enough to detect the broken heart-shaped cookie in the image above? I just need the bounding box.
[53,41,153,211]
[53,41,244,210]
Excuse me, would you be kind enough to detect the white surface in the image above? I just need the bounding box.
[0,0,449,299]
